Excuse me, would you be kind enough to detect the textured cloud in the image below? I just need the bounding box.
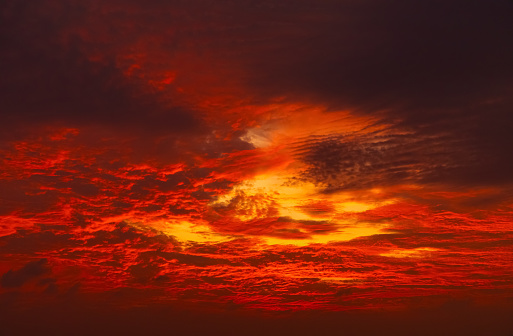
[1,0,199,134]
[295,131,474,192]
[235,0,513,188]
[2,0,513,333]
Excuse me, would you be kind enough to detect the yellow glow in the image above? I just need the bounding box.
[337,202,376,213]
[163,221,232,244]
[212,173,393,221]
[321,277,357,283]
[209,105,396,246]
[380,247,439,258]
[208,171,397,247]
[263,222,385,247]
[211,174,320,221]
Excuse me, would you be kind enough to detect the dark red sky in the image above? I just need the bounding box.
[2,1,513,335]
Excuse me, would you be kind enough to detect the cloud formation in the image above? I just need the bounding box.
[1,1,513,333]
[1,259,50,288]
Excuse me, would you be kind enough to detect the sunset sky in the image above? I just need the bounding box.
[2,1,513,335]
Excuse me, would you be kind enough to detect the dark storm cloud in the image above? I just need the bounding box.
[0,0,201,139]
[1,258,50,288]
[294,131,474,192]
[2,0,512,164]
[243,0,513,112]
[235,0,513,188]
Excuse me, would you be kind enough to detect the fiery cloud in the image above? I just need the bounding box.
[2,0,513,335]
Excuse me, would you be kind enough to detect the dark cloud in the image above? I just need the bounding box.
[83,222,178,248]
[168,204,195,215]
[138,250,235,267]
[2,0,512,178]
[158,172,190,192]
[190,188,215,201]
[243,0,513,111]
[235,0,513,189]
[127,262,162,284]
[0,0,201,138]
[295,131,475,192]
[0,230,73,254]
[1,258,51,288]
[0,180,61,216]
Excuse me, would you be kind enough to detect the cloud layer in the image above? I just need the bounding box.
[2,1,513,334]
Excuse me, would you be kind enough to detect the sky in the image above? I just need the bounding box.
[1,1,513,335]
